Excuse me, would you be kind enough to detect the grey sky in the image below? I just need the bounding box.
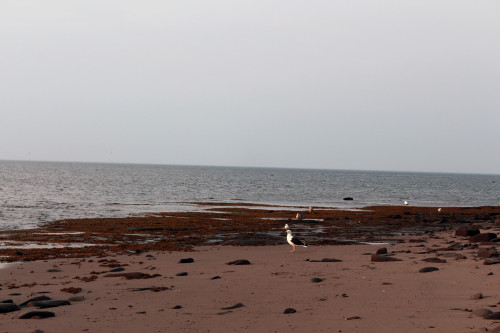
[1,1,499,174]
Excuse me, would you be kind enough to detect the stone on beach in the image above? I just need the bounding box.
[0,303,20,313]
[469,233,497,243]
[226,259,251,265]
[419,267,439,273]
[472,308,492,317]
[178,258,194,264]
[30,300,71,308]
[421,257,447,263]
[19,311,55,319]
[455,228,480,237]
[371,254,402,262]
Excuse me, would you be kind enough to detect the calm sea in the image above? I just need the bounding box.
[0,160,498,230]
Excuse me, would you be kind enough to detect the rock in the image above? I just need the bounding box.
[419,267,439,273]
[47,269,62,273]
[1,300,13,303]
[0,303,20,313]
[477,247,498,258]
[455,228,480,237]
[472,308,493,317]
[221,303,244,310]
[371,255,402,262]
[67,296,85,302]
[30,300,70,309]
[311,277,324,283]
[109,267,126,272]
[376,247,388,255]
[422,257,447,263]
[19,296,51,307]
[343,197,354,201]
[176,272,188,276]
[471,293,483,300]
[211,276,221,280]
[469,233,497,243]
[172,305,182,309]
[226,259,251,265]
[178,258,194,264]
[484,258,500,265]
[284,308,297,314]
[321,258,342,262]
[19,311,55,319]
[485,312,500,320]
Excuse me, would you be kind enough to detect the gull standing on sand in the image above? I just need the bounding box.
[403,200,409,206]
[286,229,307,252]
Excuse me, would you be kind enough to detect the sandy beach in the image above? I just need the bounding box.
[1,205,500,332]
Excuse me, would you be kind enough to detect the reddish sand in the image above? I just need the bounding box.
[1,204,500,332]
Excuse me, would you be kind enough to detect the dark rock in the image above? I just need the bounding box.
[19,296,51,307]
[109,267,126,272]
[0,303,20,313]
[176,272,188,276]
[471,292,483,300]
[419,267,439,273]
[19,311,55,319]
[371,255,402,262]
[31,300,70,308]
[455,228,480,237]
[284,308,297,314]
[47,269,62,273]
[1,300,14,303]
[477,247,498,258]
[221,303,244,310]
[211,276,221,280]
[484,258,500,265]
[172,305,182,309]
[343,197,354,201]
[472,308,492,317]
[422,257,447,263]
[376,247,388,255]
[67,296,85,302]
[321,258,342,262]
[485,312,500,320]
[226,259,251,265]
[311,278,324,283]
[469,233,497,243]
[178,258,194,264]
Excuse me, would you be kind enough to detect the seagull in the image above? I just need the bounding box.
[284,224,290,231]
[296,213,303,220]
[438,208,442,213]
[308,206,314,213]
[286,229,307,252]
[403,200,408,206]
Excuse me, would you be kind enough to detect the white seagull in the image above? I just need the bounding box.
[286,229,307,252]
[438,208,442,213]
[296,213,304,220]
[403,200,409,206]
[284,224,290,231]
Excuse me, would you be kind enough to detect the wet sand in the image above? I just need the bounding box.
[1,204,500,332]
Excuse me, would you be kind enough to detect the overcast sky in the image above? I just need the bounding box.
[1,1,499,174]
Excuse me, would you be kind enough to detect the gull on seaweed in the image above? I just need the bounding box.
[308,206,314,213]
[296,213,303,220]
[286,229,307,252]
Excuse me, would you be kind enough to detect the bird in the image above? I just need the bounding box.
[308,206,314,213]
[284,224,290,231]
[403,200,409,206]
[286,229,307,252]
[438,208,442,213]
[296,213,304,220]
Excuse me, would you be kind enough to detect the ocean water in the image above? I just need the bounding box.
[0,160,498,230]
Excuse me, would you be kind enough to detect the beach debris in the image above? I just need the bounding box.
[284,308,297,314]
[172,305,182,309]
[376,247,388,255]
[109,267,126,272]
[211,276,221,280]
[471,292,483,300]
[455,228,480,237]
[19,296,51,307]
[178,258,194,264]
[29,300,70,309]
[60,287,82,294]
[176,272,188,276]
[226,259,251,265]
[311,277,324,283]
[419,267,439,273]
[103,272,161,279]
[19,311,55,319]
[345,316,361,320]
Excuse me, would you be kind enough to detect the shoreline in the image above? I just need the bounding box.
[1,204,500,332]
